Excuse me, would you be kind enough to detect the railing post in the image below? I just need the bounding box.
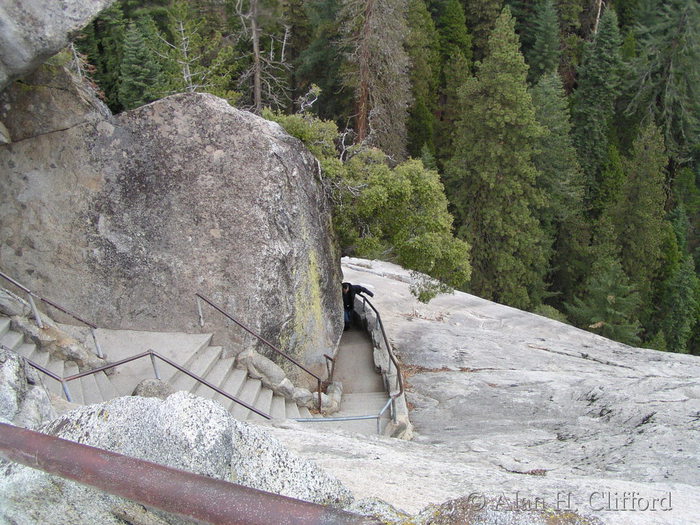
[196,296,205,327]
[27,294,43,329]
[150,353,160,380]
[90,327,104,359]
[61,381,73,403]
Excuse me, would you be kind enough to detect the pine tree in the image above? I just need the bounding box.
[406,0,440,157]
[626,0,700,164]
[76,3,127,112]
[118,21,164,110]
[660,255,699,353]
[445,7,548,310]
[611,123,669,303]
[432,0,472,65]
[565,255,642,346]
[462,0,503,62]
[571,6,623,205]
[527,0,561,82]
[530,72,584,233]
[296,0,352,122]
[339,0,413,161]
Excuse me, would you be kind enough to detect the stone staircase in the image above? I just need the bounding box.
[0,315,317,421]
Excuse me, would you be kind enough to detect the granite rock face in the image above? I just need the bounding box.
[308,257,700,525]
[0,347,55,429]
[0,0,114,91]
[0,68,342,378]
[0,392,353,524]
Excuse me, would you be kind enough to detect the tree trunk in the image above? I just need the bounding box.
[356,0,374,142]
[251,0,262,113]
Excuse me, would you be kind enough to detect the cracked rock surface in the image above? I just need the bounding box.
[271,257,700,524]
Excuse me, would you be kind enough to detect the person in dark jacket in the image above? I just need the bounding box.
[342,282,374,330]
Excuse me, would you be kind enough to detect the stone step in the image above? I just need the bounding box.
[270,395,286,419]
[192,353,234,398]
[285,399,301,419]
[169,345,222,394]
[14,341,37,360]
[94,370,121,401]
[0,329,23,351]
[298,406,313,418]
[212,368,247,408]
[231,378,262,420]
[337,392,390,416]
[0,317,10,338]
[249,388,273,421]
[80,370,104,405]
[44,357,66,398]
[63,362,84,405]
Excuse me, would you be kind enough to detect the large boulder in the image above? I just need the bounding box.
[0,392,354,524]
[0,0,114,92]
[0,66,342,381]
[0,347,55,429]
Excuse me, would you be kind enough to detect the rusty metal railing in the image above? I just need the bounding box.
[196,293,324,410]
[0,345,270,419]
[0,270,104,358]
[0,423,379,525]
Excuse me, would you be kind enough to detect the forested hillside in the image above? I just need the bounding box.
[74,0,700,354]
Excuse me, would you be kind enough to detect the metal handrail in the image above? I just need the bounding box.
[359,294,404,421]
[0,270,104,358]
[295,397,393,434]
[196,293,324,410]
[0,423,379,525]
[2,344,270,419]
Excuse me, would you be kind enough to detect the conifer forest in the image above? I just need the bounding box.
[75,0,700,354]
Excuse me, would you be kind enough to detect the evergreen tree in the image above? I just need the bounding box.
[77,3,127,112]
[445,7,548,310]
[406,0,441,157]
[118,21,164,110]
[611,123,669,305]
[565,255,642,345]
[530,72,584,235]
[593,144,626,216]
[530,71,587,308]
[462,0,503,62]
[626,0,700,164]
[571,6,623,204]
[432,0,472,65]
[285,0,314,106]
[430,0,472,167]
[339,0,413,161]
[660,255,699,353]
[296,0,352,122]
[527,0,561,82]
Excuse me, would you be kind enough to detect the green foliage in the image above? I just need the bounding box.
[611,123,669,302]
[445,7,548,310]
[406,0,441,157]
[571,7,623,196]
[565,256,642,346]
[432,0,473,64]
[532,304,569,323]
[266,110,471,299]
[626,0,700,164]
[530,72,584,233]
[659,255,700,353]
[296,0,351,122]
[76,3,127,112]
[527,0,561,82]
[593,144,626,216]
[462,0,504,62]
[118,21,164,109]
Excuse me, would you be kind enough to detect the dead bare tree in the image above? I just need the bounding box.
[234,0,291,113]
